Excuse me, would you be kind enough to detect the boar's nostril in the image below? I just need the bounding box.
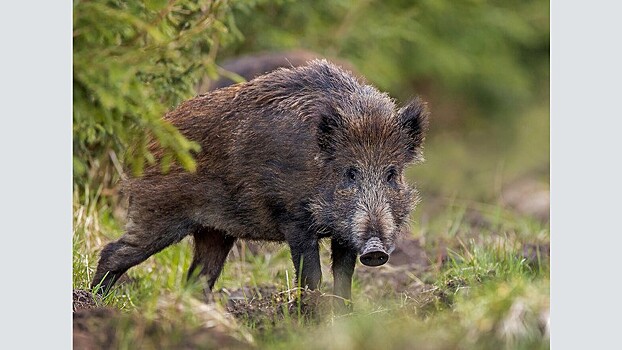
[360,250,389,267]
[360,237,389,266]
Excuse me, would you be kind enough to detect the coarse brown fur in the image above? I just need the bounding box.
[92,60,429,311]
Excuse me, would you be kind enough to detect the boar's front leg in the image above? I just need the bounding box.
[331,237,357,312]
[187,227,236,300]
[287,232,322,290]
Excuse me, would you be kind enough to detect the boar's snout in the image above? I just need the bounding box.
[359,237,389,267]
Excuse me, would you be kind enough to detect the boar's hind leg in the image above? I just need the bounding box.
[187,227,236,296]
[331,238,357,312]
[91,222,191,295]
[287,235,322,290]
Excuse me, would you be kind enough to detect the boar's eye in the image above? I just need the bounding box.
[345,167,358,185]
[387,167,398,185]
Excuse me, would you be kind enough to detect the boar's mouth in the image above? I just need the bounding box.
[359,237,389,267]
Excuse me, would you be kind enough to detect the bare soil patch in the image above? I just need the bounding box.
[501,179,550,222]
[73,289,98,312]
[387,236,430,268]
[215,286,331,330]
[73,290,253,349]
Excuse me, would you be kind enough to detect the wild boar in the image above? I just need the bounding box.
[92,60,429,309]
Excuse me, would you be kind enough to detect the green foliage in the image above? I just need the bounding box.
[226,0,549,117]
[73,0,256,186]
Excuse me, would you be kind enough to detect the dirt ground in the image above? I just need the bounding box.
[73,290,254,349]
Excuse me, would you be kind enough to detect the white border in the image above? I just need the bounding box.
[0,1,72,348]
[551,0,622,347]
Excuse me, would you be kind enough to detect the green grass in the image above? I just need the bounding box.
[73,106,549,349]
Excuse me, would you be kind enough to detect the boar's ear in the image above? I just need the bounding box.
[317,106,344,155]
[398,97,430,162]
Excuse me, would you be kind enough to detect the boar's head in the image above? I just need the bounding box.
[311,94,429,267]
